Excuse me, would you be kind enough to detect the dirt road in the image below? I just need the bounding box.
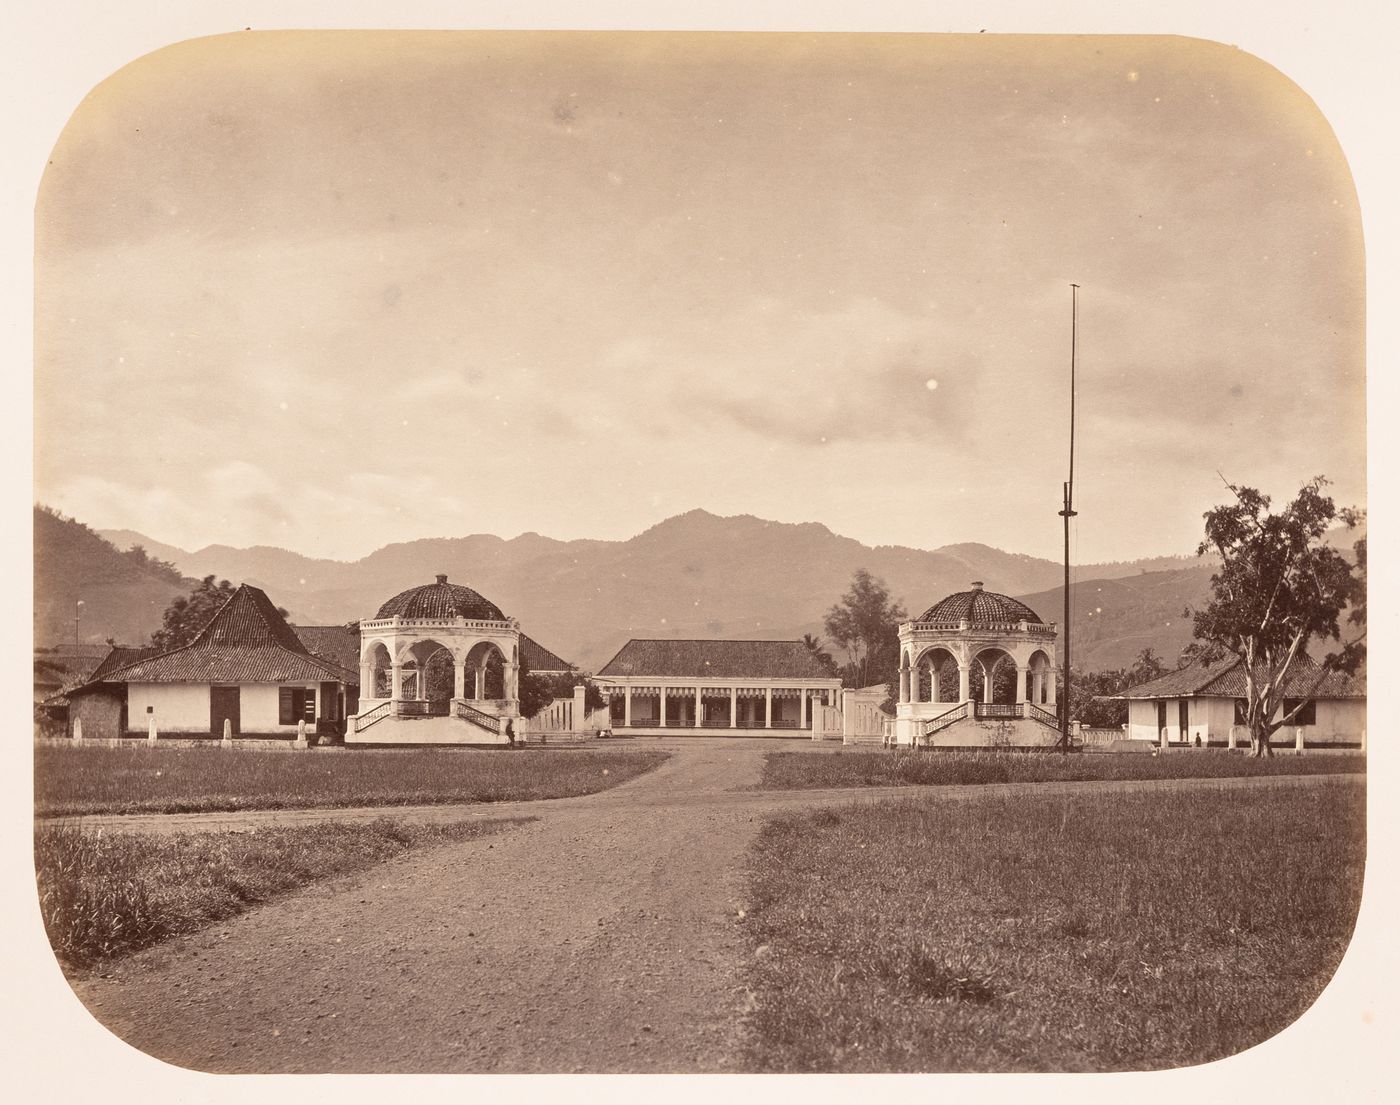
[61,740,1348,1073]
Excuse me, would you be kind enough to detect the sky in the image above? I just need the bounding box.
[33,31,1365,564]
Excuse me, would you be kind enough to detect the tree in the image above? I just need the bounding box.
[1066,649,1170,728]
[151,576,236,649]
[1188,477,1364,757]
[824,570,907,690]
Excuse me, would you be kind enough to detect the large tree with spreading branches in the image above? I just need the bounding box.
[824,569,907,691]
[1188,476,1364,757]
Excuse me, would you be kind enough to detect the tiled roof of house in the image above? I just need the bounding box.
[77,584,351,686]
[520,633,572,673]
[294,625,361,674]
[915,582,1043,625]
[88,646,165,681]
[597,639,838,680]
[375,574,506,621]
[1116,654,1365,700]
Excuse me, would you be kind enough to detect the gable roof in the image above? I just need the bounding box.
[88,645,165,681]
[520,633,572,673]
[76,584,351,686]
[597,639,837,680]
[1116,654,1365,701]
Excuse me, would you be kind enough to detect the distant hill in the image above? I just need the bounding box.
[87,508,1230,670]
[34,506,191,648]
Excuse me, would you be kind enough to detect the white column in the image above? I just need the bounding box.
[695,686,703,728]
[506,661,518,703]
[959,664,971,703]
[730,686,738,728]
[765,686,773,728]
[1017,666,1030,704]
[453,660,465,700]
[474,665,485,700]
[624,685,633,727]
[659,686,667,727]
[360,660,374,697]
[899,666,910,703]
[391,662,404,701]
[800,688,808,729]
[982,662,994,705]
[931,663,941,705]
[1046,669,1058,707]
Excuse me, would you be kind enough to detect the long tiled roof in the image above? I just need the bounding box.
[375,574,506,621]
[77,584,350,686]
[1116,654,1365,700]
[598,639,837,680]
[915,584,1043,625]
[520,633,572,673]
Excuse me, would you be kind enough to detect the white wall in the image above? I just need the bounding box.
[240,683,318,732]
[128,684,210,732]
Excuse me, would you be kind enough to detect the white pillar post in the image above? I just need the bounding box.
[624,685,633,727]
[1046,668,1058,707]
[899,665,910,703]
[1295,726,1305,754]
[659,685,667,727]
[453,659,466,700]
[72,717,83,743]
[983,662,994,705]
[221,717,233,747]
[959,664,971,703]
[147,713,158,744]
[1018,666,1030,704]
[295,718,309,748]
[801,687,808,729]
[391,662,404,701]
[765,686,773,728]
[730,686,738,728]
[931,663,941,705]
[695,686,703,728]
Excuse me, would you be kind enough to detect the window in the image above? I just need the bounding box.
[1282,698,1316,726]
[279,687,316,725]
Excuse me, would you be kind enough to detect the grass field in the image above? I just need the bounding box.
[34,745,668,816]
[741,778,1364,1071]
[760,748,1364,791]
[36,816,531,969]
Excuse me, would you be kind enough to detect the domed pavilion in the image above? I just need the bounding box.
[893,581,1060,747]
[349,574,521,743]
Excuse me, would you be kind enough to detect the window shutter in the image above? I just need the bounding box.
[279,687,295,725]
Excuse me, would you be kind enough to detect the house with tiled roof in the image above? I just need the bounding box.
[594,638,841,734]
[520,634,572,675]
[1112,654,1366,749]
[68,584,357,741]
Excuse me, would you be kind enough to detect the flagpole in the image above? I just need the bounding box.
[1059,284,1079,752]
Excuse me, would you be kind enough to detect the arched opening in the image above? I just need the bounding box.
[916,647,960,705]
[365,641,392,699]
[465,641,507,702]
[969,647,1018,706]
[399,639,457,715]
[1028,650,1054,706]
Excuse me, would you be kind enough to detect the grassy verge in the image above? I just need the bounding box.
[760,748,1364,791]
[36,816,531,969]
[35,746,668,816]
[742,779,1364,1071]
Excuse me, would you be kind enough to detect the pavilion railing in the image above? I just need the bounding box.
[1026,704,1060,728]
[453,700,502,734]
[353,700,392,733]
[974,703,1021,720]
[922,702,969,737]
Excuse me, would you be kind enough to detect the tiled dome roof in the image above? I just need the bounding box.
[916,582,1042,625]
[375,574,507,621]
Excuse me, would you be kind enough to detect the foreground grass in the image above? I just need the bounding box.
[761,748,1364,791]
[36,817,530,969]
[35,746,668,816]
[742,779,1364,1071]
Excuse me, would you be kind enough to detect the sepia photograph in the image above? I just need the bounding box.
[18,1,1389,1095]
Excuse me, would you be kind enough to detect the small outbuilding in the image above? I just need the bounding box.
[1112,654,1366,749]
[66,585,357,740]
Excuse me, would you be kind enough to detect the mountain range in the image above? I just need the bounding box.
[62,508,1213,672]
